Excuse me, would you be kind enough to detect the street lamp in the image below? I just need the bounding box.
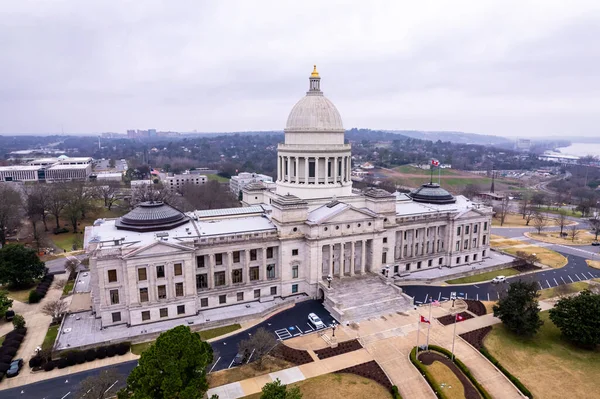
[327,274,332,289]
[332,321,337,337]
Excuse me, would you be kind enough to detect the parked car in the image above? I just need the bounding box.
[5,310,15,321]
[308,313,325,329]
[6,359,23,378]
[232,350,249,366]
[491,276,507,284]
[592,241,600,246]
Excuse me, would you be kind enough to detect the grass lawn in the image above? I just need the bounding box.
[538,282,591,301]
[481,301,497,314]
[587,260,600,270]
[503,245,567,268]
[446,267,520,284]
[62,280,75,295]
[50,231,82,252]
[536,206,583,218]
[424,361,465,399]
[394,165,459,176]
[241,373,392,399]
[525,231,597,246]
[1,283,36,303]
[206,174,230,183]
[209,355,293,388]
[491,238,524,248]
[484,311,600,399]
[131,324,242,356]
[492,213,563,227]
[42,325,59,351]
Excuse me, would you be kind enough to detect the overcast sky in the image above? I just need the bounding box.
[1,1,599,137]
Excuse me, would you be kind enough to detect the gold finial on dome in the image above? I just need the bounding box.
[311,64,319,77]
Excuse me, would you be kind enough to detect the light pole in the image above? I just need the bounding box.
[327,274,332,289]
[332,321,337,337]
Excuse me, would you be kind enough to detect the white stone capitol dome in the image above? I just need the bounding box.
[285,65,344,132]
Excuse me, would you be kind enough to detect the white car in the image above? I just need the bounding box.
[308,313,325,329]
[491,276,506,284]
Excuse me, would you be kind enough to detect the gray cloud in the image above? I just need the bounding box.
[0,0,599,137]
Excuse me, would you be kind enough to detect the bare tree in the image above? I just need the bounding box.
[63,182,98,233]
[519,192,532,219]
[65,258,79,276]
[23,184,50,231]
[95,182,120,210]
[523,205,535,226]
[532,212,548,234]
[461,184,481,200]
[589,214,600,241]
[494,196,510,226]
[557,210,568,237]
[130,184,176,207]
[42,299,68,322]
[515,250,540,265]
[237,327,277,369]
[46,182,69,230]
[77,368,122,399]
[0,184,23,246]
[568,224,580,242]
[180,181,240,211]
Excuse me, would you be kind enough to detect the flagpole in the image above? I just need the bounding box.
[451,313,457,361]
[416,314,421,356]
[426,301,432,350]
[438,165,441,185]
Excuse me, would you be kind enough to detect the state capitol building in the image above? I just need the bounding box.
[86,67,493,329]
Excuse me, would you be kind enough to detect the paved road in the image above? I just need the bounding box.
[45,254,87,275]
[1,300,335,399]
[402,250,600,305]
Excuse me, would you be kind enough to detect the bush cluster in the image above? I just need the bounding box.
[29,274,55,303]
[0,327,27,381]
[480,347,533,398]
[391,385,402,399]
[409,347,447,399]
[53,227,69,234]
[34,342,131,372]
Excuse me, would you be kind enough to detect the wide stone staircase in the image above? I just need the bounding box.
[321,274,413,323]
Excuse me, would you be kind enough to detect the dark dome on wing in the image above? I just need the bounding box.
[115,201,189,232]
[409,183,456,205]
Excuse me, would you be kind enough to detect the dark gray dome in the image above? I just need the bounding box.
[115,201,189,232]
[409,183,456,205]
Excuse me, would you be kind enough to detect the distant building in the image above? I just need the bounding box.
[130,180,154,187]
[148,129,157,137]
[94,172,123,182]
[516,139,531,151]
[0,155,93,182]
[127,130,136,139]
[360,162,374,169]
[165,173,207,191]
[538,152,579,165]
[230,172,273,196]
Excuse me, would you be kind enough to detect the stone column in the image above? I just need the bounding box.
[304,157,309,184]
[295,157,299,183]
[261,248,267,281]
[208,254,215,289]
[315,157,320,185]
[339,243,344,277]
[350,241,355,276]
[244,249,250,284]
[360,240,366,274]
[277,156,281,181]
[286,156,291,182]
[329,244,334,276]
[333,156,338,184]
[226,251,233,286]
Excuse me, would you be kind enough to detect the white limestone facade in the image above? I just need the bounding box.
[86,67,493,329]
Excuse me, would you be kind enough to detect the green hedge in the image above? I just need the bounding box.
[480,347,533,398]
[427,345,492,399]
[390,385,403,399]
[409,347,447,399]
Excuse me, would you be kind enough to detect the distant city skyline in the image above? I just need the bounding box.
[1,1,599,137]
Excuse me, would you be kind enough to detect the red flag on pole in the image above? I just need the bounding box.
[431,159,440,166]
[420,315,430,324]
[456,314,464,322]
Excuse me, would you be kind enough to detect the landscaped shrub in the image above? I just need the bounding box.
[96,346,107,359]
[29,355,43,368]
[29,290,42,303]
[480,347,533,398]
[0,372,4,381]
[409,347,446,399]
[391,385,402,399]
[14,327,27,335]
[1,355,12,364]
[57,358,69,369]
[106,345,117,357]
[3,341,20,350]
[75,351,86,364]
[44,360,57,371]
[84,349,97,362]
[116,342,130,355]
[0,363,10,373]
[53,227,69,234]
[3,347,17,358]
[64,351,77,366]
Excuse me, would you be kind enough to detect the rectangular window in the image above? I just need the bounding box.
[270,286,277,296]
[456,241,460,251]
[483,250,487,257]
[484,222,488,231]
[138,268,147,281]
[309,161,315,178]
[405,263,410,271]
[142,311,150,321]
[473,238,477,247]
[249,266,259,281]
[107,269,117,283]
[200,298,208,307]
[456,257,461,264]
[382,252,387,263]
[464,240,468,250]
[158,285,167,299]
[292,265,299,278]
[160,308,168,318]
[177,305,185,315]
[266,247,273,258]
[482,235,487,245]
[254,289,261,299]
[457,226,461,235]
[197,256,205,268]
[196,274,208,290]
[428,259,432,267]
[267,264,275,279]
[327,160,332,177]
[415,230,419,238]
[417,261,422,269]
[250,249,257,261]
[110,289,119,305]
[237,292,244,301]
[232,269,243,284]
[174,263,183,276]
[292,284,298,294]
[139,288,149,302]
[156,265,165,278]
[404,231,407,240]
[383,237,388,244]
[215,253,223,266]
[219,294,226,304]
[474,224,478,233]
[439,258,443,265]
[233,251,240,263]
[214,271,226,286]
[465,225,470,234]
[473,254,478,261]
[465,255,470,262]
[292,249,299,256]
[175,282,184,297]
[403,245,407,256]
[112,312,121,323]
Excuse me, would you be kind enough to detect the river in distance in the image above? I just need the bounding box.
[557,142,600,158]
